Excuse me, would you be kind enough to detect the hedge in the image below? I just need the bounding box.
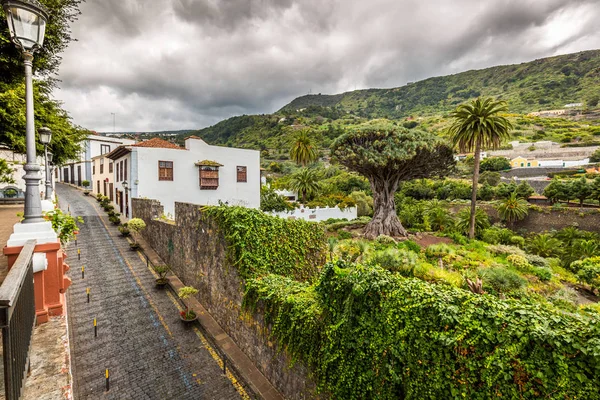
[246,261,600,399]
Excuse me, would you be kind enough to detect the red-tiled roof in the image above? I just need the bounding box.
[186,135,202,140]
[131,138,184,150]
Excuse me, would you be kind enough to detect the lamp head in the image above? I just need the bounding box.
[2,0,49,52]
[38,126,51,144]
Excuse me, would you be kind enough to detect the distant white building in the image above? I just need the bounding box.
[57,134,135,187]
[106,136,260,218]
[0,147,52,199]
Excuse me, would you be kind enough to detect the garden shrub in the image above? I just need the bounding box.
[375,234,396,245]
[203,205,326,280]
[487,244,526,257]
[532,266,552,282]
[245,262,600,399]
[509,235,525,248]
[367,248,418,276]
[479,266,527,294]
[507,254,531,270]
[425,243,455,258]
[398,239,421,253]
[524,254,549,268]
[337,230,353,240]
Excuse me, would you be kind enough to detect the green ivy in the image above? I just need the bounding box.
[246,260,600,399]
[202,205,326,280]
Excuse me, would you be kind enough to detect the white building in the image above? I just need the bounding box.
[0,147,53,199]
[57,134,135,187]
[106,136,260,218]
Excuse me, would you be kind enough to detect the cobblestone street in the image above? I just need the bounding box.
[57,184,243,400]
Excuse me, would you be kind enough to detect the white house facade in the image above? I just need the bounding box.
[57,134,135,187]
[106,136,260,218]
[0,147,53,199]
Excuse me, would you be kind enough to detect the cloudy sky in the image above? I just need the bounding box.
[53,0,600,133]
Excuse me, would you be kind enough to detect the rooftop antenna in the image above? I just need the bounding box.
[110,113,116,133]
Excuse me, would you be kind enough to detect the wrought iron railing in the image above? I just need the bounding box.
[0,240,36,400]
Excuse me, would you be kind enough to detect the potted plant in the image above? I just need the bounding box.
[128,218,146,250]
[153,264,171,287]
[118,223,130,237]
[178,286,199,322]
[82,180,90,195]
[109,213,121,225]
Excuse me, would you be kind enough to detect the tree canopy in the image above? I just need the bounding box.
[449,97,512,238]
[0,0,88,164]
[331,122,454,238]
[290,130,318,167]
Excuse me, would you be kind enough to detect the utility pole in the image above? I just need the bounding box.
[111,113,116,133]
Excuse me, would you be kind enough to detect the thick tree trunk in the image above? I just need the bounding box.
[364,177,407,239]
[469,140,482,239]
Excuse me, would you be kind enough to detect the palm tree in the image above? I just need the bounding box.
[496,192,529,227]
[527,234,562,258]
[449,98,512,238]
[288,168,321,204]
[290,130,318,167]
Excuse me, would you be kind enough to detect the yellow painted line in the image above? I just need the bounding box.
[97,216,173,338]
[192,326,251,400]
[99,213,248,398]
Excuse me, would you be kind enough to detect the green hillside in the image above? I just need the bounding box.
[280,50,600,118]
[189,50,600,151]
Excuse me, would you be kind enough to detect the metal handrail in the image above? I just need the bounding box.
[0,239,36,399]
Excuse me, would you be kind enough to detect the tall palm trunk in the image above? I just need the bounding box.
[469,138,482,239]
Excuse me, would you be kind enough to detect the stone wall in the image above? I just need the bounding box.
[132,198,316,399]
[514,207,600,233]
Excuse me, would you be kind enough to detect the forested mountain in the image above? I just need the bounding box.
[280,50,600,118]
[188,50,600,150]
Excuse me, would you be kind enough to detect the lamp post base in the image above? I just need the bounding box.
[6,221,58,247]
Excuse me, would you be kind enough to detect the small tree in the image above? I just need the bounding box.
[0,159,15,184]
[331,123,454,238]
[127,218,146,247]
[178,286,199,320]
[515,181,535,199]
[449,98,512,239]
[496,192,529,227]
[480,157,511,172]
[571,177,592,207]
[591,176,600,205]
[288,168,321,204]
[290,130,318,167]
[543,178,568,203]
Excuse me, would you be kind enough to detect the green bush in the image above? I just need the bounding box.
[480,266,527,294]
[399,239,421,253]
[203,205,326,280]
[245,262,600,399]
[337,230,353,240]
[507,254,531,270]
[367,248,418,276]
[425,243,455,259]
[524,253,549,268]
[487,244,526,256]
[532,267,552,281]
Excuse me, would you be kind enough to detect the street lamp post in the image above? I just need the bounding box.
[39,126,52,200]
[2,0,49,223]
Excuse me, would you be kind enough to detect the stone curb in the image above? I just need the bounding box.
[167,274,284,400]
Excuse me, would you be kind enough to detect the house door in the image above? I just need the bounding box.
[109,183,114,201]
[70,165,75,184]
[118,191,123,214]
[103,181,107,196]
[63,168,69,183]
[125,192,129,218]
[77,165,82,186]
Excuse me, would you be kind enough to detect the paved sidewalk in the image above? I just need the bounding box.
[57,184,244,400]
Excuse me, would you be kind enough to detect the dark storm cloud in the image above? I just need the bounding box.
[53,0,600,132]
